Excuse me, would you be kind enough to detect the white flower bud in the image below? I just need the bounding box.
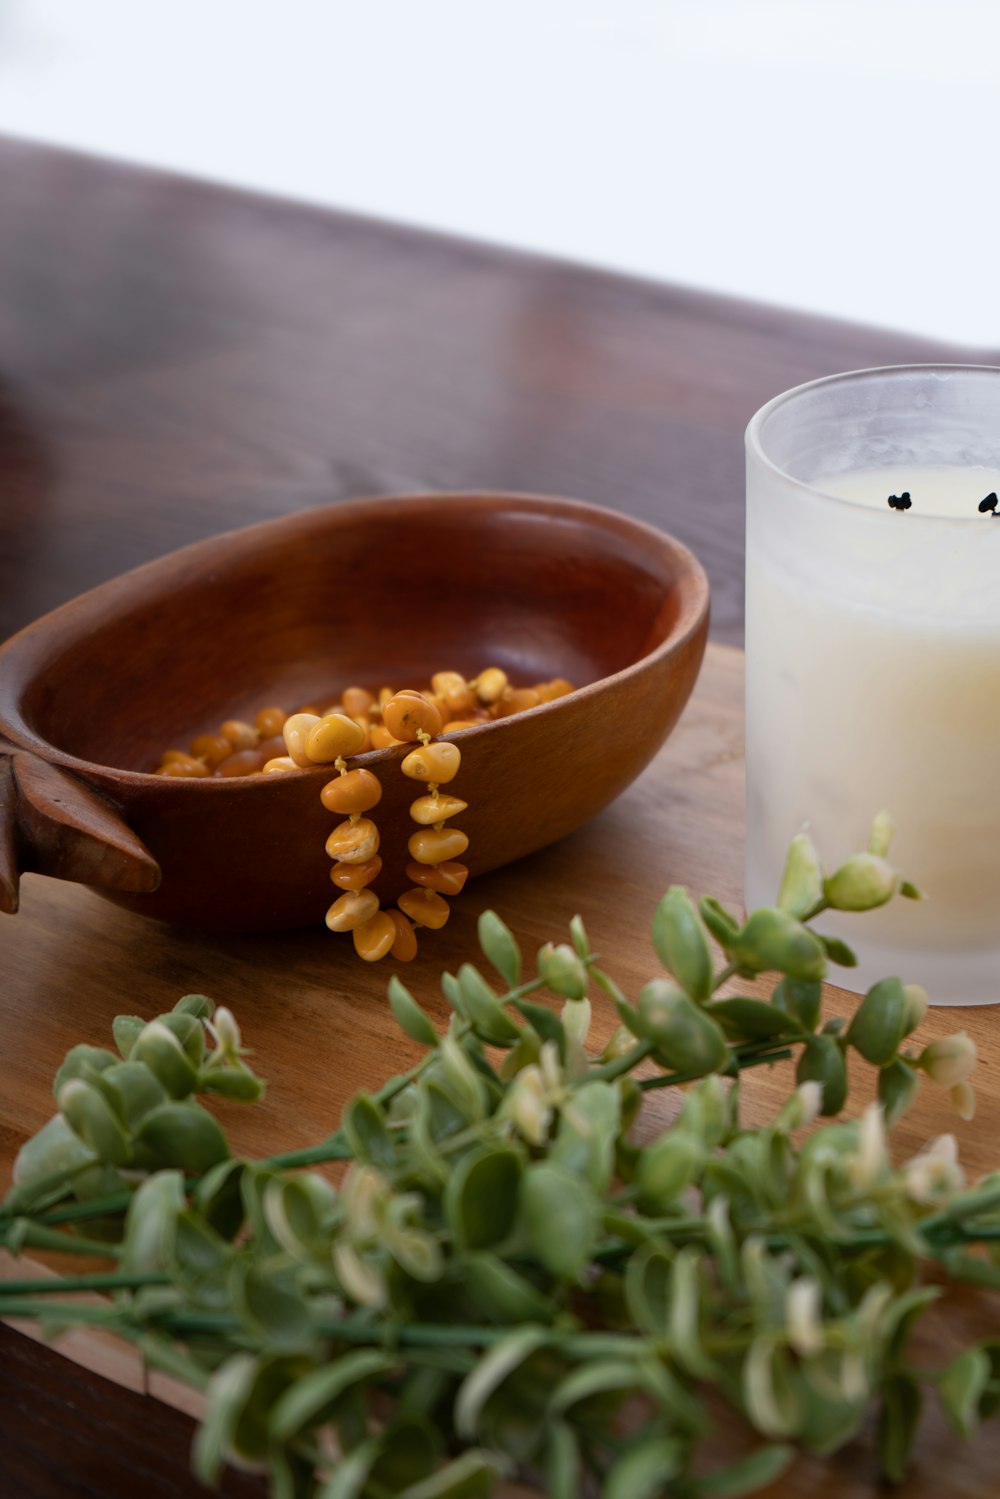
[919,1032,977,1088]
[561,996,592,1048]
[950,1080,976,1121]
[340,1163,387,1241]
[902,1133,964,1205]
[539,1039,563,1093]
[506,1065,552,1147]
[210,1006,242,1056]
[785,1278,824,1358]
[848,1104,887,1189]
[776,1080,823,1133]
[902,985,928,1032]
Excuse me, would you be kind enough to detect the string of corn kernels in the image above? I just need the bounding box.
[153,669,573,961]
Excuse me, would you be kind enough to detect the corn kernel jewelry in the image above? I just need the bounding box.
[153,668,574,961]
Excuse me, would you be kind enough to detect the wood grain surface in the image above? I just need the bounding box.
[1,135,999,1497]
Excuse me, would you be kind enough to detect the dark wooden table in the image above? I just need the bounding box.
[1,137,995,1498]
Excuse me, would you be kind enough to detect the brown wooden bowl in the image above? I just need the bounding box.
[0,493,709,932]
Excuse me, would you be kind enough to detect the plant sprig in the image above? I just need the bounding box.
[1,816,996,1499]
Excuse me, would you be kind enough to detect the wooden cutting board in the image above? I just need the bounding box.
[2,643,998,1495]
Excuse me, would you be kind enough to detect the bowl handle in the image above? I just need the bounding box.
[0,747,160,914]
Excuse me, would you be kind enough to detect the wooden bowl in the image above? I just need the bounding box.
[0,494,709,932]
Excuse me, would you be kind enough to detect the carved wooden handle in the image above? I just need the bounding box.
[0,749,160,913]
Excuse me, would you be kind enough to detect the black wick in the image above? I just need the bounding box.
[887,491,912,511]
[979,491,998,515]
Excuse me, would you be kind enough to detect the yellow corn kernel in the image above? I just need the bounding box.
[306,712,367,763]
[330,854,382,890]
[283,712,322,767]
[409,793,468,826]
[370,724,403,750]
[342,686,375,717]
[254,705,287,738]
[472,667,508,704]
[405,859,469,896]
[534,678,574,703]
[400,741,461,784]
[431,671,477,716]
[325,889,380,932]
[407,827,469,865]
[156,754,209,778]
[382,690,443,743]
[387,908,418,962]
[398,887,451,930]
[492,687,541,717]
[262,755,299,774]
[321,768,382,815]
[326,817,380,863]
[190,733,235,768]
[220,718,259,751]
[353,910,396,961]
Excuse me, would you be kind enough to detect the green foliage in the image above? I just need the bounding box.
[1,828,995,1499]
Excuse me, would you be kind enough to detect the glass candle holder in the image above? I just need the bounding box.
[745,365,1000,1006]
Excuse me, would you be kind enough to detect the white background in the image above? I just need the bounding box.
[0,0,996,346]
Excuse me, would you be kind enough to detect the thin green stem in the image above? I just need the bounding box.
[0,1271,166,1296]
[3,1222,124,1259]
[588,1041,654,1083]
[638,1047,793,1092]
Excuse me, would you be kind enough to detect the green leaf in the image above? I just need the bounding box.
[824,853,898,912]
[636,1132,704,1211]
[636,981,729,1076]
[776,833,823,920]
[389,976,440,1048]
[193,1353,257,1486]
[397,1451,503,1499]
[317,1437,382,1499]
[568,914,590,961]
[846,976,909,1066]
[53,1045,119,1098]
[550,1357,642,1413]
[230,1262,312,1350]
[731,910,826,982]
[537,943,588,1001]
[624,1240,674,1338]
[10,1114,96,1205]
[604,1435,684,1499]
[454,1326,551,1438]
[457,966,521,1046]
[667,1246,715,1378]
[132,1020,199,1098]
[652,886,713,1001]
[544,1421,581,1499]
[270,1350,396,1441]
[513,998,566,1055]
[691,1445,795,1498]
[771,978,821,1033]
[370,1417,442,1491]
[343,1094,395,1171]
[700,896,740,951]
[197,1064,264,1102]
[878,1373,922,1483]
[519,1163,599,1280]
[478,911,521,989]
[174,993,215,1020]
[121,1170,185,1273]
[112,1015,145,1060]
[706,998,802,1041]
[796,1034,847,1116]
[193,1158,246,1240]
[445,1146,523,1251]
[939,1347,991,1437]
[100,1062,167,1127]
[878,1057,920,1127]
[462,1254,553,1323]
[441,971,466,1018]
[816,934,858,968]
[134,1101,230,1172]
[57,1080,131,1167]
[550,1081,619,1192]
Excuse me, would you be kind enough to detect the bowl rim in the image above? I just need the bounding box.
[0,491,710,786]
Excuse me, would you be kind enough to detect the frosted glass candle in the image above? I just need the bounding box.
[745,366,1000,1006]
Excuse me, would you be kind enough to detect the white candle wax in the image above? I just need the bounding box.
[745,369,1000,1005]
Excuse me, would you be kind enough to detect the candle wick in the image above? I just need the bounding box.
[978,491,998,515]
[887,491,912,511]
